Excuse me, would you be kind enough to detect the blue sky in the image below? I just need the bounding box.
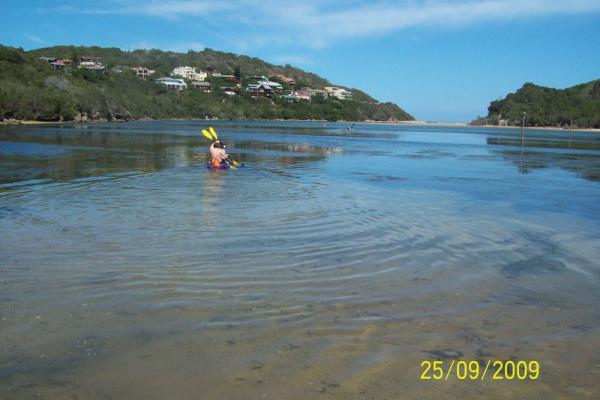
[2,0,600,122]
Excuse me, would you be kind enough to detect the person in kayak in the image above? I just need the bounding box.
[209,140,230,168]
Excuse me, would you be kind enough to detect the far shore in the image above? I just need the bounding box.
[362,120,600,133]
[2,118,600,133]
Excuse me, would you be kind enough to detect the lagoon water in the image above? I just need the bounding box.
[1,121,600,399]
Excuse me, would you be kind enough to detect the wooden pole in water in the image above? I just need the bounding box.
[569,118,573,148]
[520,112,526,147]
[519,112,526,174]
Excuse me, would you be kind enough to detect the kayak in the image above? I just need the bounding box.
[207,160,230,170]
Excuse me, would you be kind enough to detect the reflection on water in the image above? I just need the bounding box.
[1,121,600,399]
[485,129,600,182]
[0,124,336,185]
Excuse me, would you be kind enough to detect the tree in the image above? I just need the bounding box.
[234,65,241,80]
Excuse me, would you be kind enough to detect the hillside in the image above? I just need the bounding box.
[477,80,600,128]
[0,45,414,122]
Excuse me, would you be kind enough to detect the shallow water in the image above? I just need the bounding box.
[1,121,600,399]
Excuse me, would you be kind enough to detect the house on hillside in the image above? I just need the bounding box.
[131,66,155,80]
[171,66,207,81]
[246,83,273,98]
[295,89,312,100]
[225,76,241,84]
[155,77,187,90]
[50,58,73,70]
[272,74,295,85]
[283,90,311,103]
[191,81,212,92]
[324,86,353,100]
[40,57,73,70]
[257,80,283,91]
[79,56,105,70]
[212,73,241,84]
[303,88,328,98]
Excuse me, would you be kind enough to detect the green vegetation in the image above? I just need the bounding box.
[0,45,414,122]
[477,80,600,128]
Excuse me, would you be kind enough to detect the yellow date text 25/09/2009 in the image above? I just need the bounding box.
[420,360,540,381]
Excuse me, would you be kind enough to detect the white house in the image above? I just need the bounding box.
[324,86,353,100]
[79,56,105,71]
[171,66,207,81]
[257,80,283,91]
[155,77,187,90]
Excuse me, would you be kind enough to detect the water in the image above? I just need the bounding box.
[1,121,600,399]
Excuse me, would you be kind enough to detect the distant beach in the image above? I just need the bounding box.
[3,117,600,133]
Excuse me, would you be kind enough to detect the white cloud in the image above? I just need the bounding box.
[51,0,600,49]
[26,34,47,44]
[259,0,600,48]
[81,0,234,19]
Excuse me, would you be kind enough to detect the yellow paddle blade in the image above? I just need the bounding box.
[209,126,218,140]
[230,160,240,167]
[201,129,213,141]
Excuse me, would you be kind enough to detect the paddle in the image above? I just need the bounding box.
[200,126,241,168]
[201,129,214,141]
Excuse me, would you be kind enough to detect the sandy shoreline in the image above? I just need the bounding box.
[2,118,599,133]
[1,119,67,125]
[363,120,600,133]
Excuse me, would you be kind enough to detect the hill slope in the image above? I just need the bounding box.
[0,45,414,122]
[479,80,600,128]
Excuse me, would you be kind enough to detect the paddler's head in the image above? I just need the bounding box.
[214,140,226,149]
